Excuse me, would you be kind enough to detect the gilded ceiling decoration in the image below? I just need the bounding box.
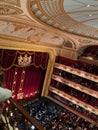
[0,0,22,15]
[1,0,20,6]
[29,0,98,39]
[0,0,98,49]
[0,21,64,46]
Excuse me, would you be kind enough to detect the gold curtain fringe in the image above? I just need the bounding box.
[0,49,49,70]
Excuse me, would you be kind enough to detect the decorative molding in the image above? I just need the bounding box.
[63,40,77,49]
[78,39,93,43]
[0,37,55,98]
[0,1,22,15]
[27,0,98,40]
[18,54,32,66]
[55,63,98,83]
[2,0,21,6]
[49,87,98,116]
[52,74,98,99]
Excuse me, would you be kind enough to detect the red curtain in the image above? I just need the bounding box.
[0,49,49,101]
[4,66,45,100]
[0,49,49,70]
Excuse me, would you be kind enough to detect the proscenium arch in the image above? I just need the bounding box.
[0,36,55,97]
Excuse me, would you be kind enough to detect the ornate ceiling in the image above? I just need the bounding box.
[0,0,22,15]
[0,0,98,49]
[29,0,98,39]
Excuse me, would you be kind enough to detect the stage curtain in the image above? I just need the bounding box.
[0,49,49,70]
[33,52,49,69]
[22,66,45,98]
[4,66,46,100]
[0,49,17,70]
[1,49,49,100]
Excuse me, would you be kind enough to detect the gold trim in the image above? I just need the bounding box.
[27,0,98,40]
[49,87,98,116]
[52,74,98,98]
[3,0,21,7]
[54,63,98,83]
[16,0,21,7]
[0,2,23,15]
[0,37,55,98]
[48,96,98,127]
[27,0,60,33]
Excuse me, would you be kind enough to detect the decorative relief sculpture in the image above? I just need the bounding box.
[18,54,32,66]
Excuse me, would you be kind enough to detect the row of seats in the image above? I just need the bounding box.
[50,92,98,124]
[23,97,98,130]
[51,79,98,109]
[53,68,98,91]
[56,57,98,75]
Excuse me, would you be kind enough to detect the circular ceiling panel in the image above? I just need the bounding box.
[28,0,98,40]
[63,0,98,29]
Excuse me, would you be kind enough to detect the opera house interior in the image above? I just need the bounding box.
[0,0,98,130]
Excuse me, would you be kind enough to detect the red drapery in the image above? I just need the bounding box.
[0,50,49,69]
[0,49,49,100]
[4,66,45,100]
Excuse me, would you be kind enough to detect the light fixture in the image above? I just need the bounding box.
[87,5,90,7]
[89,14,92,17]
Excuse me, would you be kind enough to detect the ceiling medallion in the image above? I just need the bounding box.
[0,2,22,15]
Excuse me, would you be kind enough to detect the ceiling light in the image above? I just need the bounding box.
[87,5,90,7]
[89,14,92,17]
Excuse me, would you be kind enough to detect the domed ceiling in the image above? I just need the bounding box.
[0,0,98,44]
[29,0,98,39]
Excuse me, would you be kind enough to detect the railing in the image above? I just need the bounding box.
[49,86,98,116]
[54,63,98,83]
[52,74,98,98]
[2,97,98,130]
[2,98,45,130]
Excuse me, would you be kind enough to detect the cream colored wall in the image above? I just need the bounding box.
[0,16,98,61]
[54,33,98,60]
[60,48,78,60]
